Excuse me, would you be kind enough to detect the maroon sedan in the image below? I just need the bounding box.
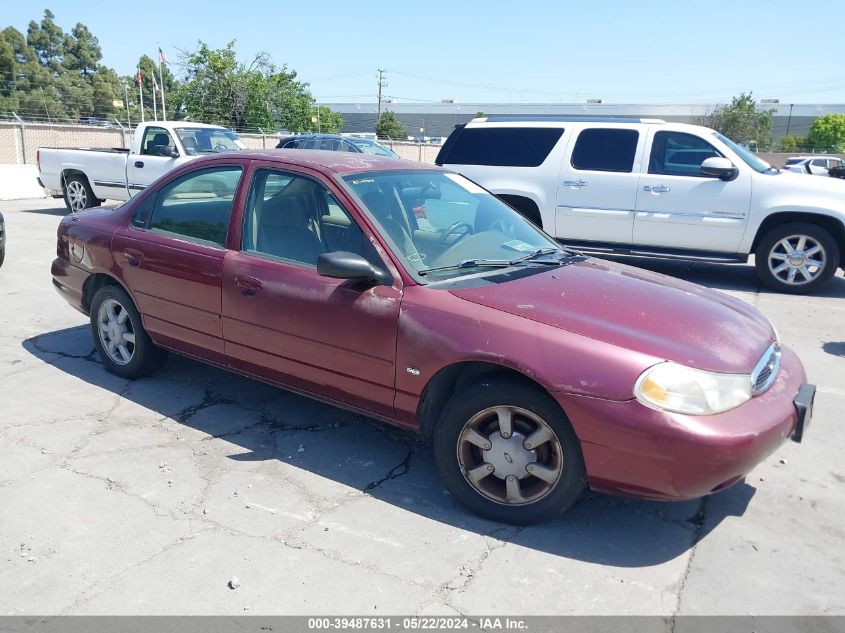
[51,150,814,524]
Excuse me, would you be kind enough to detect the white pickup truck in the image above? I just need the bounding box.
[437,116,845,293]
[37,121,247,211]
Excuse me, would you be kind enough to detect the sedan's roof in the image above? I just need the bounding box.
[196,149,436,176]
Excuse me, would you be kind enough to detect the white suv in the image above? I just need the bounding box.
[436,116,845,293]
[782,155,843,175]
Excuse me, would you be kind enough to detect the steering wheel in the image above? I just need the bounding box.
[439,221,474,245]
[488,217,519,237]
[214,141,228,151]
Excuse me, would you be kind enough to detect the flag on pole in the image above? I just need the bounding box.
[136,68,142,87]
[153,77,159,94]
[158,47,170,65]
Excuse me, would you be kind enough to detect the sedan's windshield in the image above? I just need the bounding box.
[713,132,773,173]
[341,170,565,280]
[175,128,247,155]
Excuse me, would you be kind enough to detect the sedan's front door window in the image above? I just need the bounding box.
[242,168,378,268]
[148,166,242,247]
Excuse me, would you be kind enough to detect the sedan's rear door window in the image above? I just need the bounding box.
[148,166,242,247]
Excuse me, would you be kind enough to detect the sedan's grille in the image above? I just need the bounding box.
[751,343,781,395]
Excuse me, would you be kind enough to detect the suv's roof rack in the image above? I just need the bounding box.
[476,116,666,124]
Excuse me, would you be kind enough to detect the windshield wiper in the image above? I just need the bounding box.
[418,259,513,276]
[508,247,566,265]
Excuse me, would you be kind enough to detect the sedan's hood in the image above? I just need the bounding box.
[450,259,775,373]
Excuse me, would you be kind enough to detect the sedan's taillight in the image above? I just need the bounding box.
[56,223,69,261]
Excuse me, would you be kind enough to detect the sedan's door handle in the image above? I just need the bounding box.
[235,275,263,296]
[563,179,588,188]
[134,161,144,168]
[643,185,670,193]
[123,249,143,267]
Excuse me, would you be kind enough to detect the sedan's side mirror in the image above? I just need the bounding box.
[317,251,390,285]
[701,156,738,181]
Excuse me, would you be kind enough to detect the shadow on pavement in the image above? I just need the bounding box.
[18,204,70,217]
[23,324,757,567]
[822,342,845,357]
[598,255,845,298]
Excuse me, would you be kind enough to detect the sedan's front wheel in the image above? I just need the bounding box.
[90,285,167,378]
[434,376,587,525]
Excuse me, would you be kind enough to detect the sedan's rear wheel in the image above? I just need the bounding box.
[90,285,167,378]
[434,376,586,525]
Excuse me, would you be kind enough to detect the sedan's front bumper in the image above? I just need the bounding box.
[555,344,810,501]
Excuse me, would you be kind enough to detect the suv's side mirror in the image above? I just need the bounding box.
[317,251,390,285]
[701,157,738,181]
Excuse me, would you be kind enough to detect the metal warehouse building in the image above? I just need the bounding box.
[326,102,845,141]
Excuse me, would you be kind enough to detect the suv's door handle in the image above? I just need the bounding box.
[134,161,144,168]
[563,179,588,188]
[235,275,263,296]
[644,185,670,193]
[123,249,143,267]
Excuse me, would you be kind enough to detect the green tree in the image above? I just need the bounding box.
[375,110,406,139]
[777,134,806,153]
[26,10,64,70]
[177,41,342,133]
[806,114,845,153]
[62,23,101,76]
[700,93,774,150]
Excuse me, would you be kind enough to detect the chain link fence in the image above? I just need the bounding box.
[0,119,440,166]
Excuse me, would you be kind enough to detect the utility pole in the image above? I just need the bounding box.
[376,68,387,132]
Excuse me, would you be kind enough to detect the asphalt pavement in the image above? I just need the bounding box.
[1,198,843,615]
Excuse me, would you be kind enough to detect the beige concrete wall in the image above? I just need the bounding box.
[0,124,440,165]
[0,122,129,165]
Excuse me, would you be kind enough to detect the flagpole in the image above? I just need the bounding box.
[138,68,145,122]
[151,74,158,121]
[159,58,166,121]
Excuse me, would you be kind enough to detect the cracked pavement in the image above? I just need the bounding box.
[1,198,844,615]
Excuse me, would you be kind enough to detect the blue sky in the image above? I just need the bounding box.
[6,0,845,104]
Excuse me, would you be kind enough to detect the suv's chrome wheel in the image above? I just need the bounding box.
[457,405,563,506]
[768,234,826,286]
[96,298,135,365]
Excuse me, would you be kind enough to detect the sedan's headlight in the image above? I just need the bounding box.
[634,362,751,415]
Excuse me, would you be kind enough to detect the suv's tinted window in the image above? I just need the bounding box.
[811,158,827,167]
[571,128,639,173]
[649,131,723,176]
[443,127,563,167]
[148,166,242,247]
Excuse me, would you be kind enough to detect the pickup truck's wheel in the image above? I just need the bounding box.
[0,247,5,268]
[63,174,100,212]
[755,222,839,294]
[434,376,586,525]
[90,286,167,378]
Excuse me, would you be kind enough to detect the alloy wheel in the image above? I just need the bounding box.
[97,298,136,365]
[767,234,826,286]
[66,180,88,212]
[457,405,563,506]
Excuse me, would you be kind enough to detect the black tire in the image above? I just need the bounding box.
[63,174,101,212]
[755,222,839,294]
[0,247,5,268]
[90,285,167,378]
[433,376,587,525]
